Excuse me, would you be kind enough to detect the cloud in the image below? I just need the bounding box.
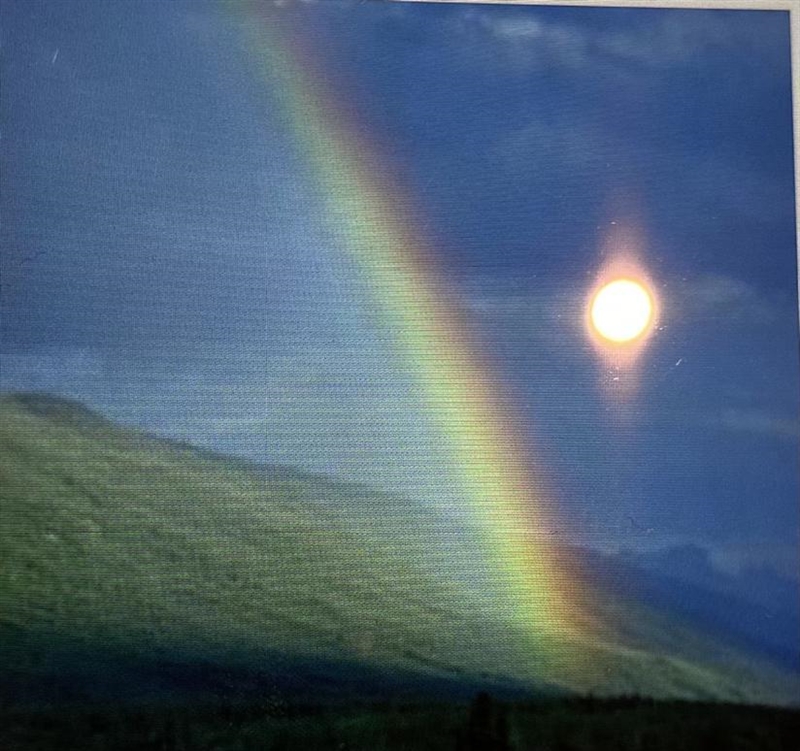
[488,17,546,40]
[449,9,589,70]
[710,541,800,581]
[463,279,591,358]
[718,407,800,440]
[463,272,786,352]
[601,10,788,70]
[675,274,786,325]
[461,7,786,73]
[493,106,792,238]
[682,275,761,308]
[594,13,728,69]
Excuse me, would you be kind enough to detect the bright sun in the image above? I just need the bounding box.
[590,278,653,343]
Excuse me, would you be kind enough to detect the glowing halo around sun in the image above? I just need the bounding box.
[585,221,660,397]
[590,278,654,344]
[585,250,660,385]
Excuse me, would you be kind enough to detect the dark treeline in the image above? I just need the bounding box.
[2,693,798,750]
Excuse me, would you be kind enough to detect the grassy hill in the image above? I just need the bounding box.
[1,392,798,707]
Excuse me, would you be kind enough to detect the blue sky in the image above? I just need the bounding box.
[2,0,798,576]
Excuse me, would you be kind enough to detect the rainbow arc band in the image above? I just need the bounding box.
[227,0,605,686]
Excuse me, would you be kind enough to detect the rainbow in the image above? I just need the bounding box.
[227,0,595,673]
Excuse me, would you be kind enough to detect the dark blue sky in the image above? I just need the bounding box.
[2,0,798,576]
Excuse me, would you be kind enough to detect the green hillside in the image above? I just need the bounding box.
[1,393,797,706]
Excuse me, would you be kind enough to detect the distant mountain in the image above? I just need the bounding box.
[2,392,798,707]
[582,546,799,672]
[618,544,799,618]
[622,545,720,589]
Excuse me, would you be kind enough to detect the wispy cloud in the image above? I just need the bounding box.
[450,10,589,70]
[718,407,800,440]
[676,274,787,325]
[710,541,800,581]
[453,7,783,73]
[602,11,787,70]
[594,13,730,69]
[686,276,759,308]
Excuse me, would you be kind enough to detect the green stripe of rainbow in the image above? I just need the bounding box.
[228,0,595,664]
